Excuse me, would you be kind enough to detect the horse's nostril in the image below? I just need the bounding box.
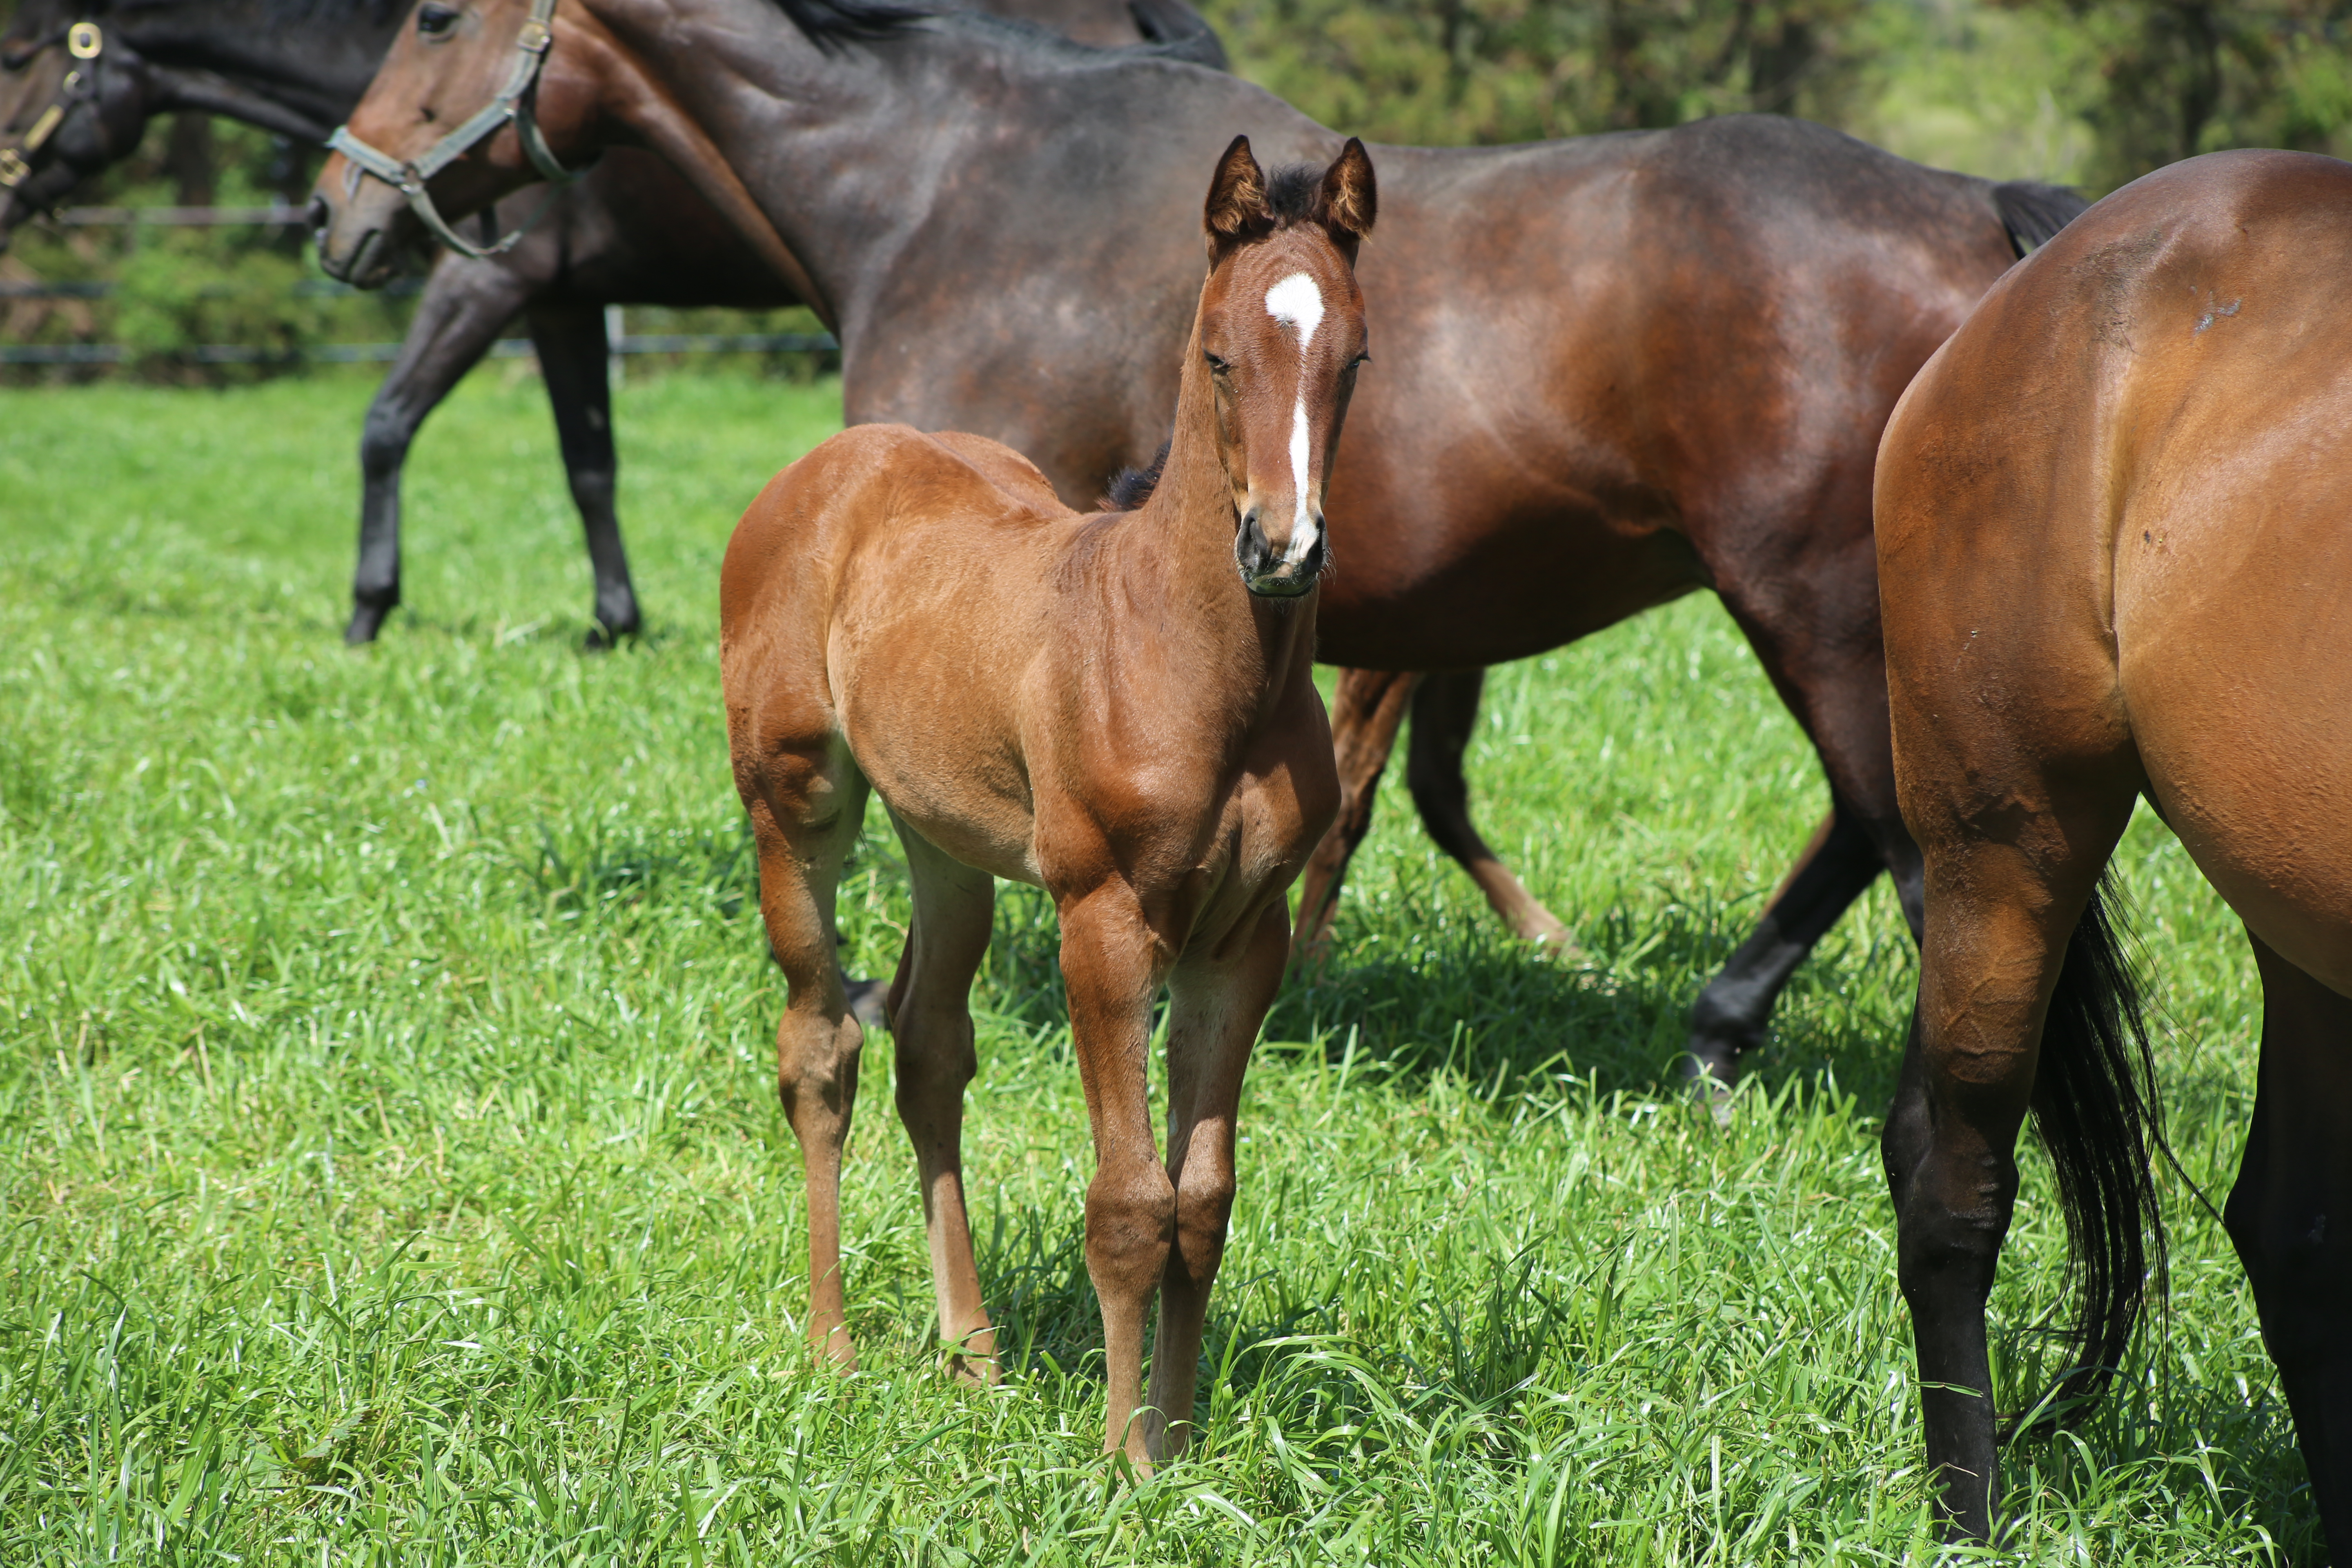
[304,193,330,237]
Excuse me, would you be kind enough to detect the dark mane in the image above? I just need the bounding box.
[1264,163,1325,223]
[1101,441,1169,510]
[770,0,931,50]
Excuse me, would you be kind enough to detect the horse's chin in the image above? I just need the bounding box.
[1241,571,1319,602]
[317,223,400,290]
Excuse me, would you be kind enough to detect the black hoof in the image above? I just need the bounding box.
[844,978,891,1034]
[345,599,396,644]
[1679,1036,1744,1123]
[583,618,643,653]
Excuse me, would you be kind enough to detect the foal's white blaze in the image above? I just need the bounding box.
[1263,272,1325,568]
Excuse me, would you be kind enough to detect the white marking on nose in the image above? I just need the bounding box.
[1263,272,1324,568]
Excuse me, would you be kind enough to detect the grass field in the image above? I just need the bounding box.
[0,372,2310,1563]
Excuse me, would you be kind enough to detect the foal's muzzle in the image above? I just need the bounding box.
[1235,505,1325,599]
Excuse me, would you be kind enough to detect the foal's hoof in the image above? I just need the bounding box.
[843,978,891,1034]
[581,621,641,653]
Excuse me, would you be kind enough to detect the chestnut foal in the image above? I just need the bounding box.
[721,137,1371,1467]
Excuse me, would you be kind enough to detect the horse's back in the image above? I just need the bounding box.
[1881,149,2352,988]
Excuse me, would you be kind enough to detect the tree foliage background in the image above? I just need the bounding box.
[1196,0,2352,190]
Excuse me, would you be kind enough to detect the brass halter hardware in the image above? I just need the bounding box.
[0,21,103,190]
[323,0,590,259]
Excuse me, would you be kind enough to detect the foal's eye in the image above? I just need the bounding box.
[1204,353,1230,375]
[416,3,461,37]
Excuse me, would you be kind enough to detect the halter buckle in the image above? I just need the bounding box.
[515,18,551,52]
[0,149,27,188]
[66,22,101,60]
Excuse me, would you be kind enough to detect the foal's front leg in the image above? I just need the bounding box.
[1146,900,1289,1459]
[1057,885,1175,1468]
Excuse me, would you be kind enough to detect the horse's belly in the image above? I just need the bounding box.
[2126,625,2352,998]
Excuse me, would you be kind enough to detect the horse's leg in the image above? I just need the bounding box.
[349,256,533,643]
[1685,800,1885,1085]
[524,303,641,645]
[1883,797,2129,1540]
[1144,900,1288,1461]
[746,746,871,1370]
[1057,884,1174,1468]
[884,814,1000,1385]
[1403,668,1572,945]
[1691,574,1925,1079]
[1291,667,1417,964]
[2225,933,2352,1554]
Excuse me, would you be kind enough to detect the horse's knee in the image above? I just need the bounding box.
[893,1018,977,1120]
[360,403,417,480]
[1085,1163,1176,1298]
[566,463,618,511]
[1170,1174,1236,1286]
[777,1010,864,1131]
[1893,1172,2012,1314]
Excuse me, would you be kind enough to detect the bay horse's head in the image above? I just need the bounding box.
[308,0,606,286]
[0,2,154,251]
[1195,134,1374,598]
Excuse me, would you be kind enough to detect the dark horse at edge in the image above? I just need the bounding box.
[0,0,1223,647]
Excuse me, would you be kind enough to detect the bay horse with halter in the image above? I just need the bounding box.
[722,138,1369,1466]
[1875,148,2352,1552]
[0,0,1219,645]
[307,0,2089,1082]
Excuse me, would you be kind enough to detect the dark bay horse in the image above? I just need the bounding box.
[725,138,1367,1463]
[0,0,1218,644]
[1875,149,2352,1551]
[309,0,2085,1079]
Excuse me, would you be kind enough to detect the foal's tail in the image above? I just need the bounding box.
[2014,871,2168,1438]
[1991,180,2089,260]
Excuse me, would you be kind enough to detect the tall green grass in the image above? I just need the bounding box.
[0,374,2305,1562]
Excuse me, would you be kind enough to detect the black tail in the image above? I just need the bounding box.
[2011,871,2168,1438]
[1991,180,2090,260]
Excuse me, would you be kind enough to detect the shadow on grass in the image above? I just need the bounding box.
[1267,882,1916,1111]
[975,1197,1577,1446]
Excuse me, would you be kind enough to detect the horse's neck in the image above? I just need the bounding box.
[588,0,1321,337]
[116,0,396,130]
[1120,352,1318,694]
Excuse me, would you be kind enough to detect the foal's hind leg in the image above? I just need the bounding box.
[2225,934,2352,1553]
[1292,667,1418,963]
[1403,668,1572,946]
[884,815,1000,1384]
[1144,900,1290,1461]
[746,743,872,1369]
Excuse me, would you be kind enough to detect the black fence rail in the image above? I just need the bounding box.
[2,332,839,366]
[2,205,838,368]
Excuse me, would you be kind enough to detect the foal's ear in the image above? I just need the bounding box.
[1203,134,1271,262]
[1312,137,1376,261]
